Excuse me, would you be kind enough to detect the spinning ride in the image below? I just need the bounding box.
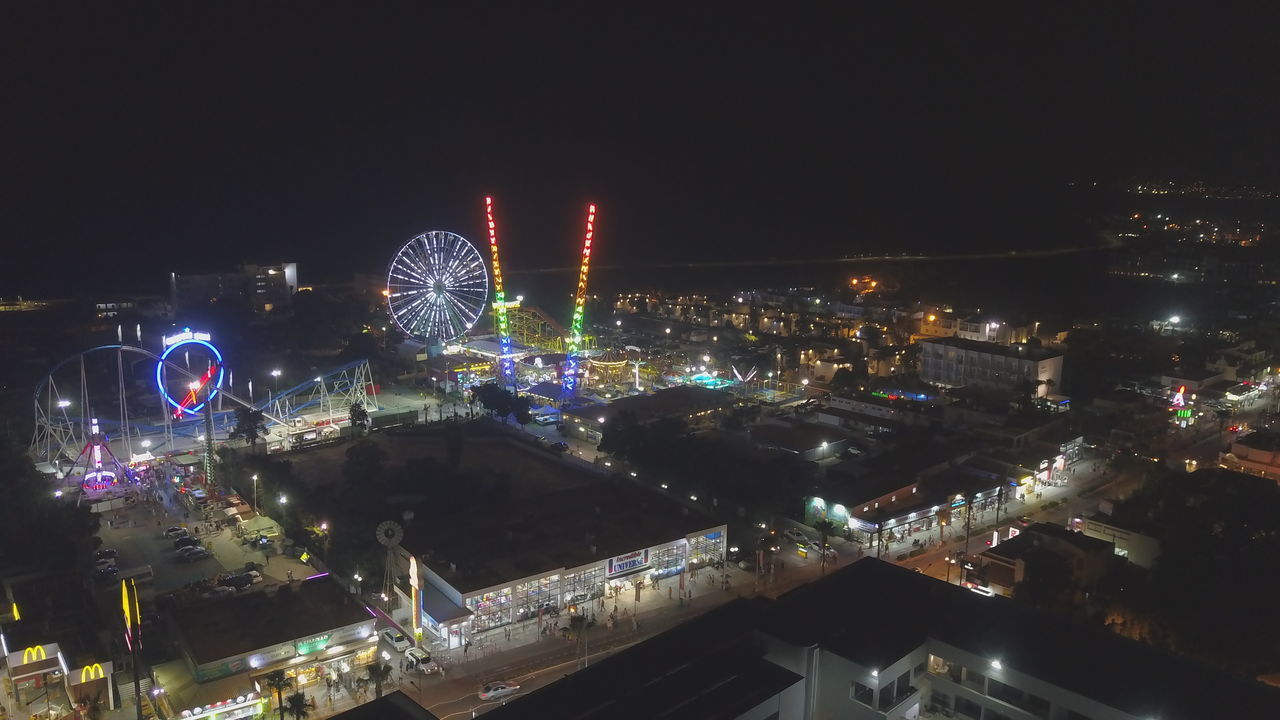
[386,231,490,343]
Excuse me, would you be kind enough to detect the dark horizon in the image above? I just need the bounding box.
[5,5,1280,297]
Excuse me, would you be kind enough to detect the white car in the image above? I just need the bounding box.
[783,528,808,544]
[404,647,430,664]
[478,681,520,700]
[381,629,411,652]
[245,570,264,584]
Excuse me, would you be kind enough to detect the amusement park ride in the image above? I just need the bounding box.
[384,196,603,400]
[31,328,378,489]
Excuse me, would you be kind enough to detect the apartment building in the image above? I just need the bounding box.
[921,337,1063,396]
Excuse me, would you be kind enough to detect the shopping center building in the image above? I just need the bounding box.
[391,473,727,650]
[165,575,377,712]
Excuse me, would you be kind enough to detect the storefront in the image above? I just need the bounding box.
[420,524,728,644]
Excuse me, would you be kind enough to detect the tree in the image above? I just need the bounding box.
[365,661,393,699]
[348,401,371,435]
[512,395,533,426]
[229,405,268,448]
[283,692,311,720]
[814,519,838,576]
[830,367,857,391]
[262,670,292,720]
[74,690,106,720]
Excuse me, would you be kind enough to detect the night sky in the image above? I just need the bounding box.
[4,4,1278,297]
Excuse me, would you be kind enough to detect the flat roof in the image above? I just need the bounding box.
[1237,430,1280,452]
[331,691,440,720]
[761,560,1280,718]
[749,422,846,453]
[482,600,802,720]
[172,578,372,665]
[562,385,735,425]
[922,336,1061,360]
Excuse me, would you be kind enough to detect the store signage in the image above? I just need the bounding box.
[295,633,333,655]
[23,645,47,663]
[163,329,212,347]
[179,693,263,719]
[80,663,105,682]
[607,549,650,576]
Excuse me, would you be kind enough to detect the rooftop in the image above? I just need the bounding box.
[331,691,439,720]
[983,523,1112,562]
[562,385,736,425]
[749,422,845,454]
[172,577,372,665]
[923,336,1062,361]
[482,600,802,720]
[761,560,1280,718]
[1236,429,1280,452]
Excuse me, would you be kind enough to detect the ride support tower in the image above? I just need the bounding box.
[485,196,516,387]
[562,203,597,399]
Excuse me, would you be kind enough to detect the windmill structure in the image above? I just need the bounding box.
[375,520,404,611]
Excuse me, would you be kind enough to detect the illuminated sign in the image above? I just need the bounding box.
[10,602,17,621]
[295,633,332,655]
[81,663,105,682]
[606,548,650,576]
[1171,385,1186,408]
[163,329,212,347]
[155,329,224,416]
[179,693,264,719]
[22,645,47,663]
[1007,527,1021,540]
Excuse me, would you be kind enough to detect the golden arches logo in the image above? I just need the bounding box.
[22,645,47,663]
[81,663,105,683]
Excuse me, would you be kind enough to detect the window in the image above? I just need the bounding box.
[850,681,873,706]
[963,667,986,693]
[954,697,982,720]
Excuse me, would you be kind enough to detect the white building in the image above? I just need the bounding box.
[921,337,1063,396]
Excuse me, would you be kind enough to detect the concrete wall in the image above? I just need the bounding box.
[1082,518,1160,569]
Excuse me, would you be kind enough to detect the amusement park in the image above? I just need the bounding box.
[26,194,804,501]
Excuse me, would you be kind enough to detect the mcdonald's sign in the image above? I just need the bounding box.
[81,663,105,683]
[22,645,47,663]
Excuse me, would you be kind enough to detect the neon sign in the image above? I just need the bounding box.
[1171,385,1186,408]
[155,329,224,417]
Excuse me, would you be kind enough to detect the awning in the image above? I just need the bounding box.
[171,454,203,466]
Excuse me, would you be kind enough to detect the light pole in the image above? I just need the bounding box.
[252,474,259,513]
[270,369,281,406]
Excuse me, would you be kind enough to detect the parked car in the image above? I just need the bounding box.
[244,570,264,584]
[164,526,189,539]
[478,682,520,701]
[221,574,253,591]
[95,548,119,560]
[179,547,213,562]
[381,629,411,652]
[94,566,119,583]
[174,536,202,550]
[550,441,569,454]
[783,528,808,544]
[404,647,431,665]
[94,558,117,572]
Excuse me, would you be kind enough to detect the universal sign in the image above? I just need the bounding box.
[606,549,649,577]
[163,329,212,347]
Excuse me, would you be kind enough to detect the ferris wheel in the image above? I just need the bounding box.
[386,230,490,343]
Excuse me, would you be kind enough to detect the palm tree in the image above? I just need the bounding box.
[74,690,106,720]
[365,661,394,699]
[263,670,293,720]
[813,519,838,576]
[230,405,268,448]
[283,691,311,720]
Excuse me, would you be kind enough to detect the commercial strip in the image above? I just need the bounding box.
[389,476,727,651]
[485,559,1280,719]
[159,576,377,715]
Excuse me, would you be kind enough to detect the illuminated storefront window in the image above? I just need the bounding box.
[514,574,561,621]
[465,587,513,633]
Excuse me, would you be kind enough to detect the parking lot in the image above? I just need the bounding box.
[93,483,313,597]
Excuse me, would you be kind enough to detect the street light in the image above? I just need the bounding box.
[252,474,259,512]
[141,440,152,448]
[1169,315,1181,324]
[270,368,282,396]
[56,399,71,408]
[279,494,288,505]
[665,328,671,335]
[616,319,622,326]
